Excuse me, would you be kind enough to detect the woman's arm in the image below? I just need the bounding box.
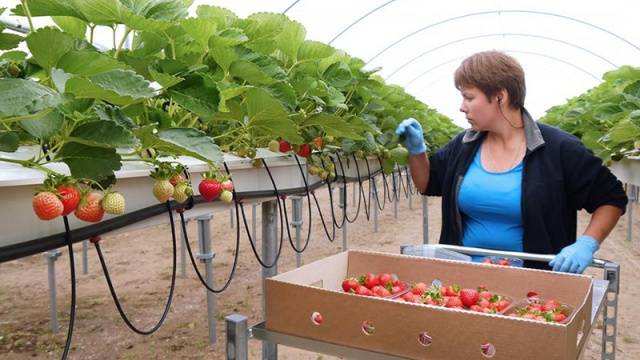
[583,204,624,243]
[408,153,430,194]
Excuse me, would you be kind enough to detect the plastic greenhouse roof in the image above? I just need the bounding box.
[2,0,638,127]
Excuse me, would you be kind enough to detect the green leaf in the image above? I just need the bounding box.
[323,62,353,88]
[264,82,297,111]
[18,110,64,139]
[166,73,219,118]
[242,13,285,54]
[155,128,222,165]
[181,17,217,48]
[96,105,136,130]
[65,69,155,106]
[244,88,302,143]
[298,40,335,61]
[131,31,168,57]
[0,131,19,152]
[0,78,62,118]
[12,0,84,19]
[276,19,306,64]
[623,80,640,99]
[26,27,74,71]
[57,142,121,182]
[0,32,23,50]
[51,68,72,93]
[0,51,27,62]
[57,50,130,76]
[196,5,238,29]
[67,120,136,148]
[210,45,238,73]
[218,84,250,112]
[52,16,87,39]
[608,119,640,144]
[120,0,190,21]
[149,68,184,88]
[210,28,249,47]
[303,113,363,140]
[229,60,274,85]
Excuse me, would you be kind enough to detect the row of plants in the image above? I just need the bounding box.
[0,1,460,221]
[541,66,640,163]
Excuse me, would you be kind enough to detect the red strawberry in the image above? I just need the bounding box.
[199,178,223,201]
[56,184,81,216]
[470,305,484,312]
[393,279,406,290]
[554,313,567,322]
[342,278,359,292]
[401,292,415,302]
[312,137,323,149]
[496,299,511,312]
[378,273,393,287]
[374,286,391,298]
[412,282,428,296]
[297,144,311,157]
[279,140,292,152]
[312,313,323,324]
[363,273,380,289]
[479,290,492,300]
[498,258,512,266]
[482,257,494,264]
[33,191,64,220]
[391,285,402,294]
[445,296,463,308]
[460,288,480,307]
[478,298,491,309]
[221,179,234,192]
[542,300,560,312]
[356,285,373,296]
[75,191,105,223]
[169,174,184,186]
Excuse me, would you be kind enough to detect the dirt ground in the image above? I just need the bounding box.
[1,179,639,360]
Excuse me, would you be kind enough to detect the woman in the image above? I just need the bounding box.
[396,51,628,273]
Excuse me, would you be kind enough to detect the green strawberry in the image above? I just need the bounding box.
[153,179,174,203]
[102,191,126,215]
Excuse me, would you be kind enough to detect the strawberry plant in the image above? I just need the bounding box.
[0,2,459,189]
[541,66,640,163]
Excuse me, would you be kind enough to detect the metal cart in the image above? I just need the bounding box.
[225,245,620,360]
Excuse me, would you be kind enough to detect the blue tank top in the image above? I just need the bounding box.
[458,147,524,260]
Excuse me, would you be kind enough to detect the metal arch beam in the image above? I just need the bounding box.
[366,10,640,64]
[403,49,602,89]
[282,0,303,14]
[385,32,618,80]
[328,0,398,44]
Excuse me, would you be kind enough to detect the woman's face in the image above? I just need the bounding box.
[459,86,500,131]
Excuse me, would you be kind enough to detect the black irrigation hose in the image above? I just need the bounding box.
[178,210,239,293]
[366,158,386,211]
[351,154,372,221]
[231,159,284,269]
[276,155,314,253]
[94,201,177,335]
[377,156,395,203]
[333,154,364,224]
[310,157,338,242]
[60,216,76,360]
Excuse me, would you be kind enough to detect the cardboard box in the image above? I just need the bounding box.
[266,250,593,360]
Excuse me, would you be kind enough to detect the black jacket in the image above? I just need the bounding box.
[424,109,628,269]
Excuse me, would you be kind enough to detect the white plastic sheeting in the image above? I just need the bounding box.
[2,0,638,127]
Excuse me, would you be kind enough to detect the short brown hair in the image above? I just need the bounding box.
[454,51,526,109]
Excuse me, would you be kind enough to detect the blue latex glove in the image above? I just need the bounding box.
[549,235,600,273]
[395,118,427,155]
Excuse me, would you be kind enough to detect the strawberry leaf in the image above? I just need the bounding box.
[57,142,122,182]
[0,131,19,152]
[0,78,62,118]
[155,128,222,165]
[25,27,74,72]
[67,120,137,148]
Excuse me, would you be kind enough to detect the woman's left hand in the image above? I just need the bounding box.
[549,235,600,273]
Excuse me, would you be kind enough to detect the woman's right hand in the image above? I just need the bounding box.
[395,118,427,155]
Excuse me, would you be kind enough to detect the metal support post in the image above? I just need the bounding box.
[602,262,620,360]
[291,196,303,267]
[252,204,258,242]
[261,201,278,359]
[196,214,216,345]
[422,196,429,244]
[230,208,234,228]
[225,314,249,360]
[82,239,89,275]
[45,249,62,333]
[339,183,347,251]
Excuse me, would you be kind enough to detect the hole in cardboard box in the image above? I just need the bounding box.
[310,312,323,325]
[361,321,375,336]
[417,332,432,347]
[480,342,496,358]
